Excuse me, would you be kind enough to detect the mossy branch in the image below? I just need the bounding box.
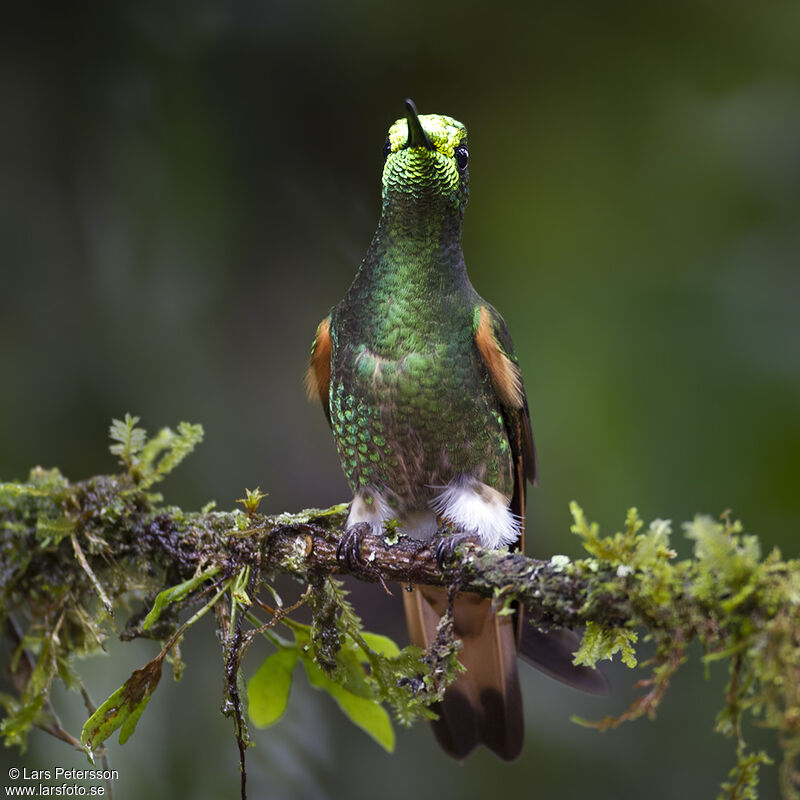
[1,417,799,800]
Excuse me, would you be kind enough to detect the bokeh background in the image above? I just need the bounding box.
[2,2,799,798]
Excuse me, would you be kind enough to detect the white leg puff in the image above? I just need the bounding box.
[430,476,520,550]
[346,489,395,535]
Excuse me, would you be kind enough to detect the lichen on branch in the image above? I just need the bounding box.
[1,416,799,800]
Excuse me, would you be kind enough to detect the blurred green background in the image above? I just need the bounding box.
[2,1,799,798]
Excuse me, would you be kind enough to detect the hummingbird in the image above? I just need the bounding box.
[307,100,605,761]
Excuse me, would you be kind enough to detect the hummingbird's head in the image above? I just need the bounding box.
[381,99,469,217]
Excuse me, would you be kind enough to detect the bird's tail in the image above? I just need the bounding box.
[516,617,610,696]
[403,584,523,761]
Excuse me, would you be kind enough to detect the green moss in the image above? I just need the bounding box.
[573,621,638,669]
[4,420,800,799]
[567,503,800,799]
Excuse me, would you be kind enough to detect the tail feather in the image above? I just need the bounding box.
[403,585,523,761]
[518,620,610,696]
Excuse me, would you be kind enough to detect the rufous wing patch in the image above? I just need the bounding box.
[475,306,524,409]
[305,317,332,421]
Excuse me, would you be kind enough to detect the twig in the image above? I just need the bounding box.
[71,532,114,616]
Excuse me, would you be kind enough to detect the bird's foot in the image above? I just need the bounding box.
[336,523,371,570]
[435,531,480,570]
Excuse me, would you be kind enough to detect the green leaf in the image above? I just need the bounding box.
[248,648,299,727]
[334,641,374,699]
[81,656,163,753]
[302,658,394,752]
[359,632,402,660]
[142,567,219,631]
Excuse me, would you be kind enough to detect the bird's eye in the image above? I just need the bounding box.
[382,137,392,160]
[455,145,469,171]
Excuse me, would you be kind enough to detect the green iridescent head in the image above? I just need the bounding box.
[381,99,469,215]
